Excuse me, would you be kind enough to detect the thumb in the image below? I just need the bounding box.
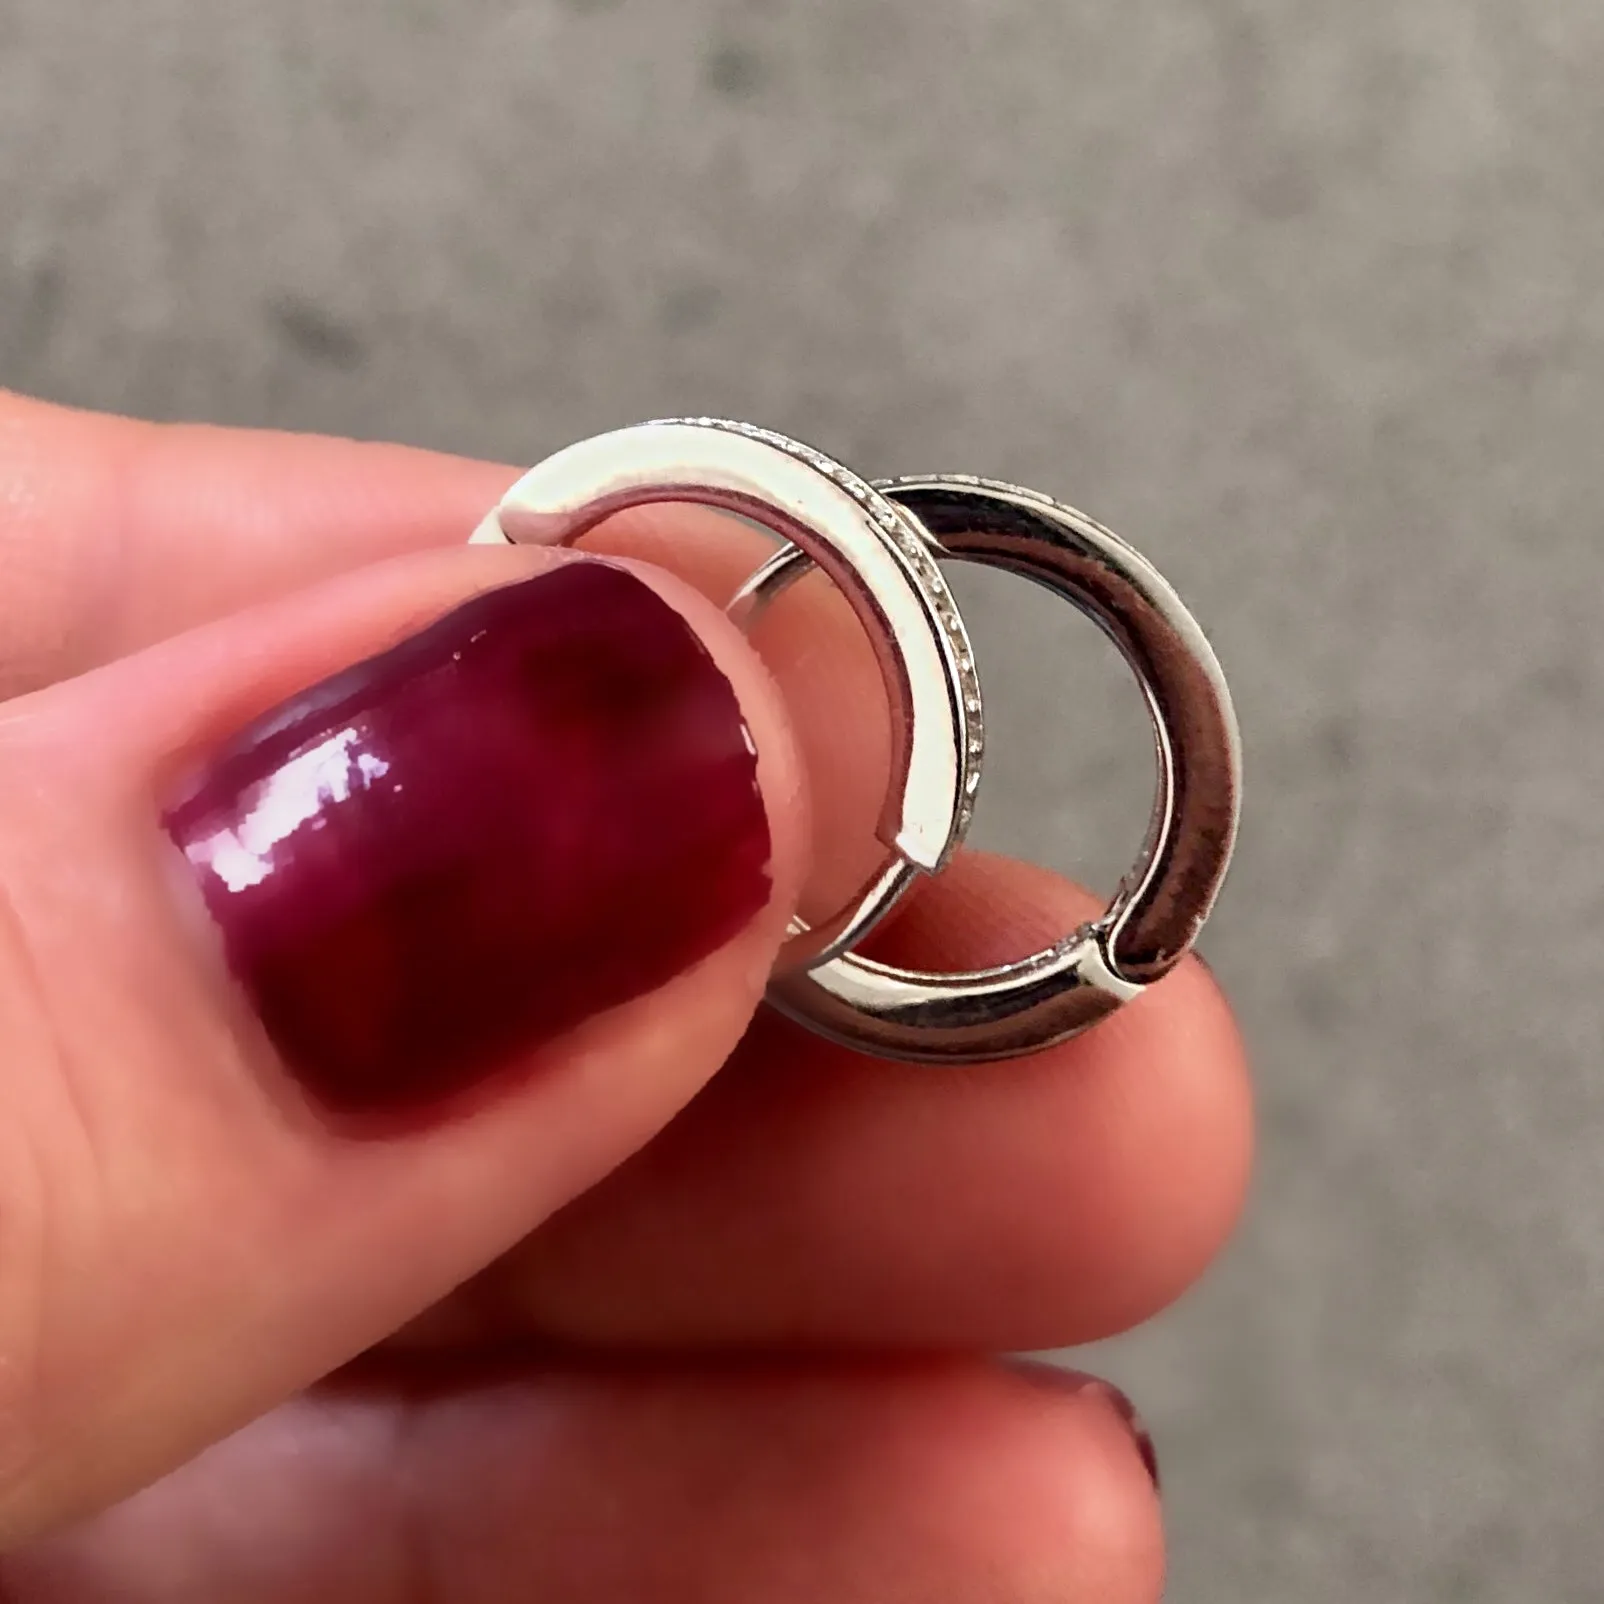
[0,545,804,1541]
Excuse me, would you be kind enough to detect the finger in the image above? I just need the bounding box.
[2,1360,1163,1604]
[0,547,806,1540]
[0,391,513,695]
[436,852,1251,1353]
[0,392,890,921]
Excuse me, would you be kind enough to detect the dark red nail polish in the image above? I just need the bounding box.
[1007,1362,1161,1491]
[163,562,772,1114]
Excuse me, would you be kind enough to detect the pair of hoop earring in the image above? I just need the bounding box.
[470,417,1240,1065]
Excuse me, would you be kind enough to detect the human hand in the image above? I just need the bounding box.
[0,393,1251,1601]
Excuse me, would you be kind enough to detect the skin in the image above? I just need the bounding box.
[0,392,1252,1601]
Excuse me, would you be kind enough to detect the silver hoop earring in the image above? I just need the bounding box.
[729,475,1240,1063]
[468,418,984,972]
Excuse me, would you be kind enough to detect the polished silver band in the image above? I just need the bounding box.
[468,418,982,971]
[730,476,1241,1063]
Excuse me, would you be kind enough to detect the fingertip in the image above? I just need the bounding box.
[601,553,811,946]
[488,853,1252,1353]
[1039,1384,1167,1603]
[1105,951,1254,1314]
[866,850,1254,1330]
[929,1363,1167,1603]
[565,502,890,930]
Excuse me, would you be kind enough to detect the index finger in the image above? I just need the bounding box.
[0,391,514,695]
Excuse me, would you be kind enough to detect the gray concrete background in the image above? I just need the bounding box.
[3,1,1602,1597]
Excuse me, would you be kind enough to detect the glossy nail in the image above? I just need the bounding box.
[163,562,772,1114]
